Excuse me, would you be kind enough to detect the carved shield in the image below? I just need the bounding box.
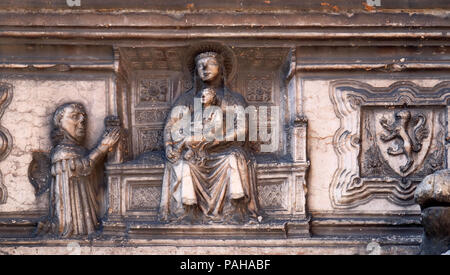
[374,109,433,177]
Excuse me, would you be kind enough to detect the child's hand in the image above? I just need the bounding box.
[184,149,194,161]
[166,145,180,162]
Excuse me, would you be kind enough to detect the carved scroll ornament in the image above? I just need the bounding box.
[0,82,13,204]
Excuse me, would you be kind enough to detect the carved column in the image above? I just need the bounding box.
[283,48,310,234]
[107,47,125,165]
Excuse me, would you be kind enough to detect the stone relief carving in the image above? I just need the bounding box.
[37,103,121,237]
[159,42,263,224]
[330,81,449,208]
[104,45,308,236]
[257,181,285,210]
[0,82,13,204]
[414,169,450,255]
[362,111,446,180]
[128,181,161,211]
[234,48,289,71]
[379,110,429,173]
[0,180,5,204]
[180,77,193,93]
[130,71,181,157]
[139,79,169,104]
[138,128,164,152]
[121,47,184,72]
[28,152,51,196]
[245,74,273,103]
[135,109,169,125]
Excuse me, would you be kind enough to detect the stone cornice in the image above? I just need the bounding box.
[0,0,449,11]
[0,27,449,42]
[0,11,448,28]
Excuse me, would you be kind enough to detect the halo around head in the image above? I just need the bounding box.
[185,41,237,84]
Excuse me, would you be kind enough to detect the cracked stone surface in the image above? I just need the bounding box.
[303,79,437,213]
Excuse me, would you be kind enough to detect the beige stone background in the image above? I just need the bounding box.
[304,78,444,214]
[0,78,108,213]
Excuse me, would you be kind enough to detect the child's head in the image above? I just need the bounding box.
[200,88,216,106]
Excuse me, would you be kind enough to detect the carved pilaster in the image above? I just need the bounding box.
[285,48,308,163]
[283,48,310,226]
[291,115,308,163]
[131,70,179,157]
[108,47,125,165]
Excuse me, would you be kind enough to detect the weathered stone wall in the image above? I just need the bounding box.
[0,76,109,213]
[305,78,443,214]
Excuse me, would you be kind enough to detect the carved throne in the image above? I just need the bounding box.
[103,46,310,237]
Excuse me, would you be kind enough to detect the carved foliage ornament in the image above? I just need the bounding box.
[139,128,164,152]
[330,81,449,208]
[139,79,169,103]
[135,110,168,125]
[245,74,273,103]
[0,82,13,204]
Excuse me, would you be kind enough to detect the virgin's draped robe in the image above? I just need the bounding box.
[160,87,261,222]
[50,142,101,237]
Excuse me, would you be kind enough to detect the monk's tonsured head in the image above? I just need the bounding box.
[52,103,87,145]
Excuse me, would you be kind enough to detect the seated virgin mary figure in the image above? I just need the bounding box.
[159,45,262,224]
